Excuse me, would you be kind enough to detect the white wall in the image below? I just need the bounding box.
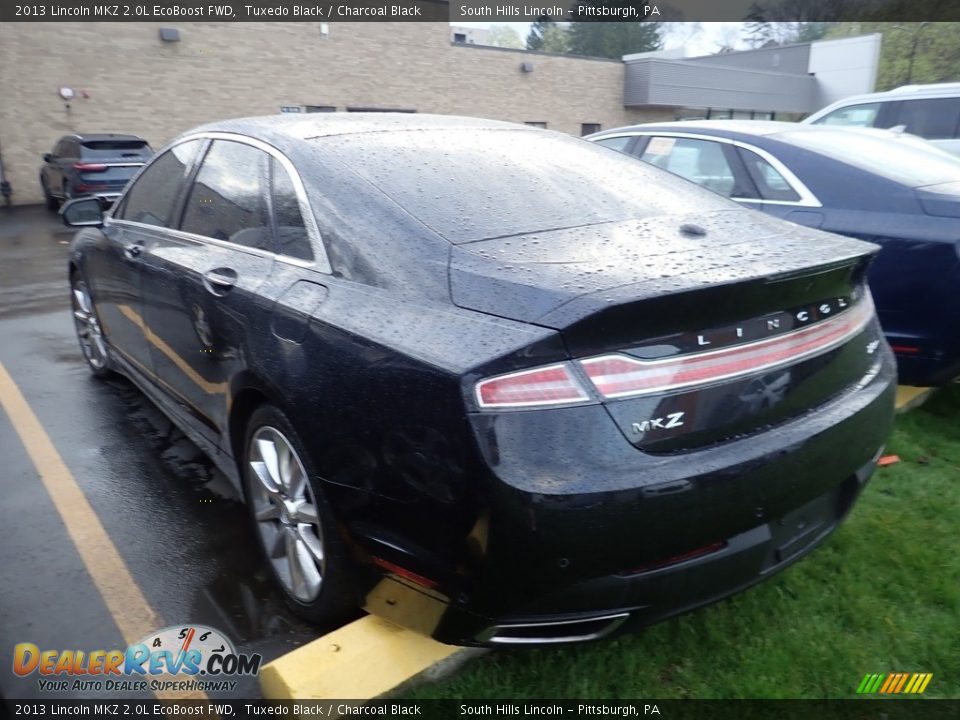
[808,34,883,110]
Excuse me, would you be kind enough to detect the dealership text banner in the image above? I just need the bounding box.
[5,0,960,22]
[4,701,960,719]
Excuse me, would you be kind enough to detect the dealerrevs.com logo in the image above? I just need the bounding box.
[12,625,262,693]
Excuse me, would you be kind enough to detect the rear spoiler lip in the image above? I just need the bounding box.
[535,252,877,328]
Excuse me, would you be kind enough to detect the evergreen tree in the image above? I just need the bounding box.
[526,16,558,51]
[567,11,662,59]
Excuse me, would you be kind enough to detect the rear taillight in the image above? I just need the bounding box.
[473,298,875,410]
[581,298,874,399]
[73,162,107,172]
[476,363,590,409]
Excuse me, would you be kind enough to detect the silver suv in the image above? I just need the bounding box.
[802,83,960,156]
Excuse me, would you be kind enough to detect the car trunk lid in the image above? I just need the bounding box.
[453,210,883,451]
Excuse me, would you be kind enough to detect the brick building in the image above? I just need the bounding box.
[0,22,880,206]
[0,21,673,206]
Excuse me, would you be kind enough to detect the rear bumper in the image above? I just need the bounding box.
[430,350,896,645]
[471,454,877,645]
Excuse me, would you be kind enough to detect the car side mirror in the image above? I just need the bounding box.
[43,153,52,163]
[61,197,104,227]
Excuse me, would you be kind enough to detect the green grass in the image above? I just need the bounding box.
[409,386,960,700]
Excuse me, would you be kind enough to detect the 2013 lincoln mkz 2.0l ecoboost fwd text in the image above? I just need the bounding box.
[63,114,896,646]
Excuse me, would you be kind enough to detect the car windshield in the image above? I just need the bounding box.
[317,129,734,243]
[81,140,151,158]
[778,129,960,187]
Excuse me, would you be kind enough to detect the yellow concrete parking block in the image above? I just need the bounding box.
[260,615,478,702]
[895,386,934,413]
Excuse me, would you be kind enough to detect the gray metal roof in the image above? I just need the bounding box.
[623,57,817,113]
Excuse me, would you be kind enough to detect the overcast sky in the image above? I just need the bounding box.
[451,22,750,56]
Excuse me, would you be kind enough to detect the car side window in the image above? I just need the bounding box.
[271,158,313,261]
[640,137,737,197]
[115,140,203,228]
[812,102,881,128]
[56,139,77,158]
[180,140,274,252]
[592,136,633,153]
[885,98,960,140]
[737,148,801,202]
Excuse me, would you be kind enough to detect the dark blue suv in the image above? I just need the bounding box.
[40,133,152,208]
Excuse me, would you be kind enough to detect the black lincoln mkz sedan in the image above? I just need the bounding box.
[63,114,896,646]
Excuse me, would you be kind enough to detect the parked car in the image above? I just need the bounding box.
[588,121,960,387]
[62,115,895,646]
[801,82,960,156]
[40,133,152,208]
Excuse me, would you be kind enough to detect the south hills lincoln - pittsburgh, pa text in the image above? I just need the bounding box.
[459,4,662,18]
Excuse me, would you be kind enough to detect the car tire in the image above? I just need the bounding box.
[70,271,113,379]
[242,404,356,626]
[41,176,59,210]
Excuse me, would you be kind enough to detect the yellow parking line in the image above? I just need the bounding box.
[0,362,205,701]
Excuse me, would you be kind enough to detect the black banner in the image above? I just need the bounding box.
[2,700,960,720]
[3,0,960,23]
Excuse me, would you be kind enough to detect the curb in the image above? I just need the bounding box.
[895,386,934,413]
[259,615,484,708]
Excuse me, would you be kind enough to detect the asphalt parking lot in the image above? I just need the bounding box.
[0,206,319,700]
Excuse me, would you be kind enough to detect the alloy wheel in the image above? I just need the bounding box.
[71,278,108,370]
[246,426,325,602]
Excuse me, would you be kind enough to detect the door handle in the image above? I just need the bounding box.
[123,244,142,260]
[202,268,238,296]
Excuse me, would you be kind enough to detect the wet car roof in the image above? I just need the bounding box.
[192,113,530,141]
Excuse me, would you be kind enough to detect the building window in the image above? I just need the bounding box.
[305,105,336,113]
[346,107,417,113]
[581,123,602,136]
[525,122,548,128]
[453,32,467,43]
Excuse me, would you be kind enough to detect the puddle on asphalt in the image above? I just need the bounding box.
[104,375,320,653]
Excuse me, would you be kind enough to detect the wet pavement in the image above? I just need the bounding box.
[0,206,319,700]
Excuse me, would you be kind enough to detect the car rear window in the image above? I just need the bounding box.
[316,129,734,244]
[81,140,151,158]
[779,129,960,188]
